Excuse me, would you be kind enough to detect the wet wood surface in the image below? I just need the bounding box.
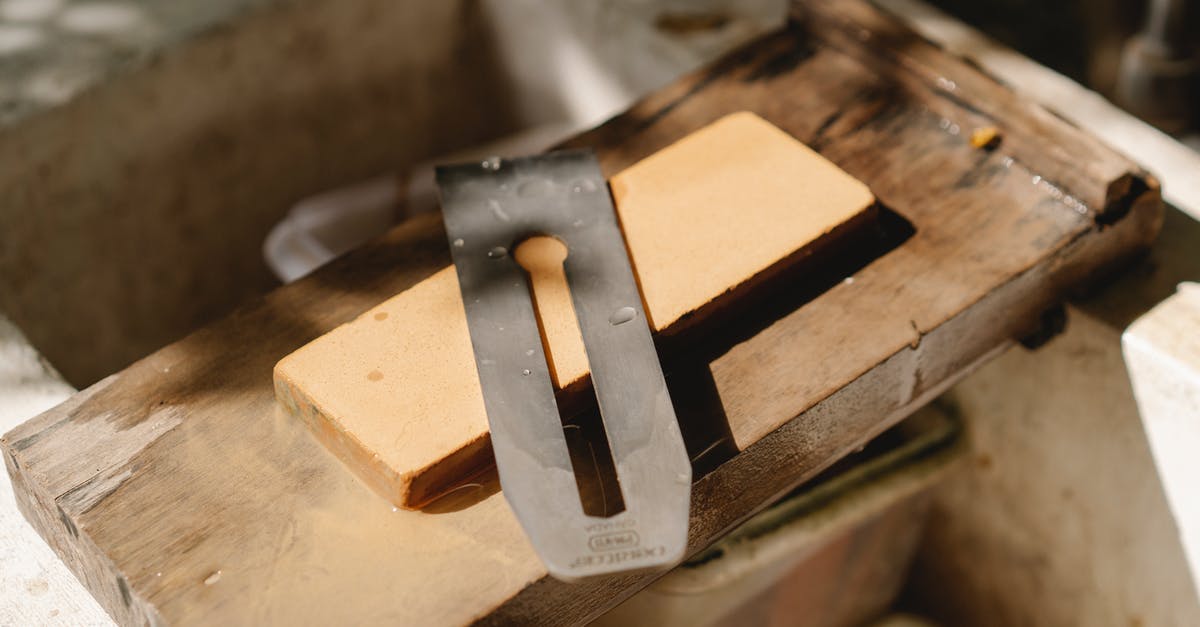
[1,0,1162,624]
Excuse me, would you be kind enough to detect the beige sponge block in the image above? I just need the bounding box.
[610,111,875,331]
[274,111,876,508]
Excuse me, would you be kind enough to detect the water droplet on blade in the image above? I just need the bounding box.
[487,199,510,222]
[487,246,508,259]
[609,306,637,325]
[453,238,464,248]
[570,179,598,193]
[522,369,531,376]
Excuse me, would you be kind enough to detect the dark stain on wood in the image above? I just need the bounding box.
[10,413,69,452]
[57,504,78,539]
[627,67,726,135]
[1098,175,1151,228]
[118,576,132,608]
[952,151,1005,190]
[655,11,732,35]
[742,33,818,82]
[1018,304,1068,350]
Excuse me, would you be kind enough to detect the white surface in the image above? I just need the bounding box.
[1124,282,1200,602]
[0,314,110,626]
[262,175,402,283]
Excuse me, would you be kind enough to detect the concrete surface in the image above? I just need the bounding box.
[908,306,1200,626]
[0,0,278,125]
[0,314,105,625]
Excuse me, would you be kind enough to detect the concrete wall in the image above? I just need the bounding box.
[0,0,520,386]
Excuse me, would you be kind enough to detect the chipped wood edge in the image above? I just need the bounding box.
[3,377,164,627]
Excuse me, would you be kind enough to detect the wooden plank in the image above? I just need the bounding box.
[1,0,1162,624]
[274,112,878,509]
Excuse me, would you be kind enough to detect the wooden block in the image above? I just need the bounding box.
[1,3,1163,622]
[274,112,876,508]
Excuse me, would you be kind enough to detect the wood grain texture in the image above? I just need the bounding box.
[274,111,877,509]
[1,0,1162,624]
[0,314,110,626]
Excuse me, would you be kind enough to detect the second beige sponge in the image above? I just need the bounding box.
[274,111,876,508]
